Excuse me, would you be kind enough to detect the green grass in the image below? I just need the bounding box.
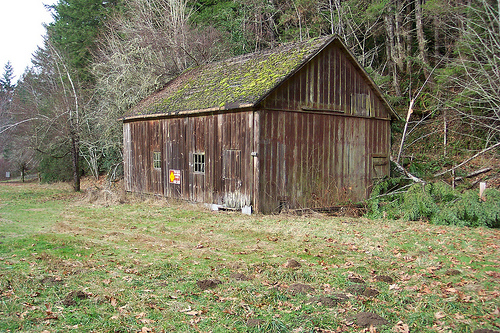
[0,181,499,332]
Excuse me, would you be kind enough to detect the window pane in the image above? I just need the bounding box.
[193,153,205,173]
[153,152,161,169]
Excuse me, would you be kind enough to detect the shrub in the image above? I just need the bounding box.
[366,177,409,219]
[429,181,459,203]
[402,183,438,221]
[367,178,498,228]
[432,188,500,228]
[38,153,74,183]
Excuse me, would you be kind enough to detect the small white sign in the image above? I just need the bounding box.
[169,169,181,184]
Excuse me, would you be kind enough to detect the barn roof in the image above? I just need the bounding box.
[125,36,396,120]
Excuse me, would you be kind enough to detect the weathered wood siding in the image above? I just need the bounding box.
[123,111,254,209]
[123,120,164,195]
[123,38,393,214]
[262,40,389,119]
[256,40,392,214]
[257,110,390,213]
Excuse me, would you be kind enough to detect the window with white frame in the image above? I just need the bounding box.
[153,151,161,169]
[193,153,205,173]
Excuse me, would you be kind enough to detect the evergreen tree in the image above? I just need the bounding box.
[0,61,15,92]
[47,0,121,83]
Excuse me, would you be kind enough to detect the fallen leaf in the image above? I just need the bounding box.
[135,312,146,319]
[419,284,432,294]
[140,327,151,333]
[222,308,235,315]
[435,311,446,319]
[44,314,59,320]
[184,310,202,316]
[393,321,410,333]
[140,318,155,324]
[485,271,500,279]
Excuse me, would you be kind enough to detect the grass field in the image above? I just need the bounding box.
[0,181,499,332]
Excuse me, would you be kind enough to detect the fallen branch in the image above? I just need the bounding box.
[390,157,426,183]
[455,167,492,181]
[396,98,414,164]
[434,142,500,177]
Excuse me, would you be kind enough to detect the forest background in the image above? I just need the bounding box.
[0,0,498,211]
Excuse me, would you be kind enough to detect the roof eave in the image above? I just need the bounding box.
[121,103,255,122]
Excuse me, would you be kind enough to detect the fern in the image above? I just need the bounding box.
[402,184,438,221]
[431,189,500,228]
[367,178,498,228]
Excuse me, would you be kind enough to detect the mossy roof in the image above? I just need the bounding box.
[126,36,334,118]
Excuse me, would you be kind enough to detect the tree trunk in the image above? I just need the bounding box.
[415,0,430,79]
[443,109,447,157]
[394,0,405,72]
[71,135,81,192]
[433,16,440,62]
[384,13,402,96]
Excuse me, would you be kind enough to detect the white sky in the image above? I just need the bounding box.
[0,0,58,83]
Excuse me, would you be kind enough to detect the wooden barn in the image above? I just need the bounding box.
[122,36,398,214]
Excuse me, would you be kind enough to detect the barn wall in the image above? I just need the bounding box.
[123,120,164,195]
[258,110,390,214]
[262,42,390,120]
[123,111,254,209]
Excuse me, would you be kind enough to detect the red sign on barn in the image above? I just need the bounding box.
[169,169,181,184]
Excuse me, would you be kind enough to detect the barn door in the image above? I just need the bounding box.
[222,149,242,208]
[166,141,183,198]
[372,154,389,181]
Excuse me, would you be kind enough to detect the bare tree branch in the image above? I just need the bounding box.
[434,141,500,177]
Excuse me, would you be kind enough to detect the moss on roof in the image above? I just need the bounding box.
[129,36,332,116]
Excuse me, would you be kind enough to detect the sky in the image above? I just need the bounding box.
[0,0,58,83]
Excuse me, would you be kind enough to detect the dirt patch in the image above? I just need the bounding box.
[52,221,90,236]
[363,288,380,297]
[445,269,461,276]
[288,283,314,295]
[62,290,88,306]
[284,259,301,268]
[348,276,365,283]
[308,293,349,307]
[331,293,350,302]
[374,275,394,283]
[196,279,222,290]
[40,276,63,286]
[347,284,379,297]
[350,312,389,328]
[247,318,264,327]
[230,273,251,281]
